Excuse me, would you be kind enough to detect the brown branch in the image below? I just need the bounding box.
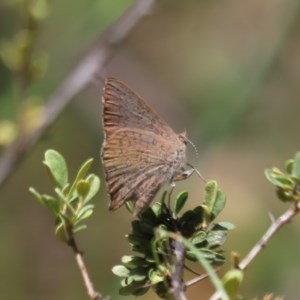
[171,240,187,300]
[238,202,300,270]
[68,236,105,300]
[209,202,300,300]
[185,273,210,288]
[0,0,157,187]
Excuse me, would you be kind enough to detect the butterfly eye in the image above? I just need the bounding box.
[178,131,188,145]
[182,139,188,146]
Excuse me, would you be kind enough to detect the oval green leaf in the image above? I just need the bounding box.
[292,151,300,178]
[43,149,68,188]
[112,265,130,277]
[174,191,188,215]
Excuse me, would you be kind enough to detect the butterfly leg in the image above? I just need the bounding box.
[186,163,206,182]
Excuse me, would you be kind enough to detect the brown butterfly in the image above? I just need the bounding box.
[101,77,194,216]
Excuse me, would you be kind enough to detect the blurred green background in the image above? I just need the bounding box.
[1,0,300,299]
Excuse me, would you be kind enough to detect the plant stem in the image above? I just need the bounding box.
[68,235,104,300]
[239,202,300,270]
[171,240,187,300]
[209,202,300,300]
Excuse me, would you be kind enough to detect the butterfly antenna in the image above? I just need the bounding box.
[184,136,206,183]
[185,136,199,162]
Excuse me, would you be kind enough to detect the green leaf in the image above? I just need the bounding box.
[132,219,153,236]
[148,269,164,284]
[206,229,227,248]
[292,151,300,178]
[127,234,152,252]
[276,188,294,202]
[174,191,188,215]
[121,256,150,268]
[73,224,87,233]
[112,265,130,277]
[29,187,42,202]
[265,168,293,189]
[265,168,280,186]
[125,201,135,214]
[179,207,203,235]
[200,249,225,264]
[129,267,148,281]
[137,221,155,235]
[222,269,244,299]
[29,188,60,215]
[204,181,226,221]
[55,222,68,243]
[218,221,235,230]
[83,174,100,203]
[187,248,225,264]
[76,180,90,199]
[140,206,157,222]
[76,204,94,222]
[119,281,149,296]
[151,202,162,216]
[121,256,133,264]
[285,159,294,174]
[55,188,73,211]
[41,194,60,215]
[68,158,93,197]
[122,276,134,286]
[180,208,199,225]
[43,149,68,188]
[192,230,207,246]
[119,285,135,296]
[154,281,169,299]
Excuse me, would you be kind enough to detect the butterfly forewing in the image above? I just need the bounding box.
[103,78,175,139]
[101,77,187,215]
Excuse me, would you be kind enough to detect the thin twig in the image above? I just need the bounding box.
[185,273,210,287]
[209,202,300,300]
[184,264,201,276]
[0,0,157,188]
[68,236,104,300]
[238,202,300,270]
[185,267,220,288]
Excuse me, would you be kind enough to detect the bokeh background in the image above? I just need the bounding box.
[1,0,300,299]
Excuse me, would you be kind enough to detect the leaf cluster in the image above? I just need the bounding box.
[29,149,100,243]
[265,151,300,203]
[113,181,234,298]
